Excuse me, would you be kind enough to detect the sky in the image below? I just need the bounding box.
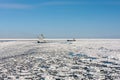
[0,0,120,38]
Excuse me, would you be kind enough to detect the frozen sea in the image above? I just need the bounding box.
[0,39,120,80]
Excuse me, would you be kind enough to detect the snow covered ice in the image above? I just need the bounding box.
[0,39,120,80]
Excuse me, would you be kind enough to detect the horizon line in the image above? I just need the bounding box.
[0,38,120,41]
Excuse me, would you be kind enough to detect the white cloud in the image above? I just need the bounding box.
[35,1,120,7]
[0,3,32,9]
[0,1,120,9]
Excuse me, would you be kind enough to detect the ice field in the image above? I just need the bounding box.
[0,39,120,80]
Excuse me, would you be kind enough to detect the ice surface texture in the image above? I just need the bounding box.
[0,39,120,80]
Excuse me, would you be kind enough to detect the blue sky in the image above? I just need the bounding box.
[0,0,120,38]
